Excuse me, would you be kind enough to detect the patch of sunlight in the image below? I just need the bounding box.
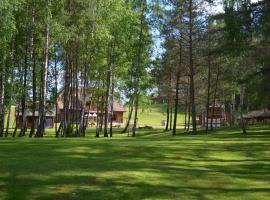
[231,177,270,189]
[205,190,270,200]
[56,146,104,154]
[0,172,10,178]
[31,184,101,198]
[65,154,89,159]
[206,151,247,161]
[0,191,7,200]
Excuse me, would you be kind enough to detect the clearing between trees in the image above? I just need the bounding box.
[1,126,270,200]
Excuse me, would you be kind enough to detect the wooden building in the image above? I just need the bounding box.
[17,111,55,129]
[56,90,125,125]
[238,109,270,125]
[200,104,232,127]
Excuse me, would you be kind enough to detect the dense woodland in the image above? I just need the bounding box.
[0,0,269,138]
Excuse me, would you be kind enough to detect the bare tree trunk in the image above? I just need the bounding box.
[205,53,211,133]
[78,65,88,137]
[99,93,105,135]
[240,85,247,134]
[165,99,170,131]
[54,46,59,137]
[104,42,113,137]
[169,105,173,131]
[122,97,134,133]
[189,0,197,134]
[169,68,173,131]
[19,40,28,137]
[173,74,180,135]
[109,79,114,137]
[184,85,189,131]
[109,42,116,137]
[5,67,15,137]
[210,67,220,130]
[36,21,50,137]
[96,97,101,137]
[30,2,36,138]
[0,61,5,137]
[13,104,20,137]
[75,55,79,133]
[132,0,146,137]
[104,70,110,137]
[187,98,191,132]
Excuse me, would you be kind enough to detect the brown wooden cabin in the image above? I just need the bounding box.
[17,111,55,129]
[238,109,270,125]
[56,90,125,125]
[200,104,232,127]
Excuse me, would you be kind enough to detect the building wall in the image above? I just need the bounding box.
[201,108,232,127]
[17,116,54,129]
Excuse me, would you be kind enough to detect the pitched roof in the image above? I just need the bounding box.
[113,101,125,112]
[242,109,270,119]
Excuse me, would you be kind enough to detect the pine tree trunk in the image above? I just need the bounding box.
[165,99,170,131]
[187,98,191,132]
[173,74,180,135]
[189,0,197,135]
[240,85,247,134]
[210,67,220,130]
[169,105,173,131]
[173,11,183,135]
[184,85,189,131]
[205,53,211,133]
[169,70,173,131]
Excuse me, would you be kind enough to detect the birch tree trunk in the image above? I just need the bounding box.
[122,96,134,133]
[132,0,146,137]
[0,61,5,137]
[36,21,50,137]
[19,40,29,137]
[29,1,36,138]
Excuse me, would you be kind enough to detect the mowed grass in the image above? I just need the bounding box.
[0,126,270,200]
[124,104,185,128]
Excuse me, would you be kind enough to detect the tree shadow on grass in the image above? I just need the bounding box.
[0,126,270,200]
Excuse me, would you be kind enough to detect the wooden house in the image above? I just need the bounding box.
[200,104,232,127]
[238,109,270,125]
[56,90,125,125]
[17,111,55,129]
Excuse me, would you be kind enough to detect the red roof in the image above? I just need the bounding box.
[113,102,125,112]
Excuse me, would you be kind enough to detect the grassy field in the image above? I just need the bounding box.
[0,126,270,200]
[124,104,185,128]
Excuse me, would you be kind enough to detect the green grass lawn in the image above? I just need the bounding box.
[1,126,270,200]
[124,104,185,128]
